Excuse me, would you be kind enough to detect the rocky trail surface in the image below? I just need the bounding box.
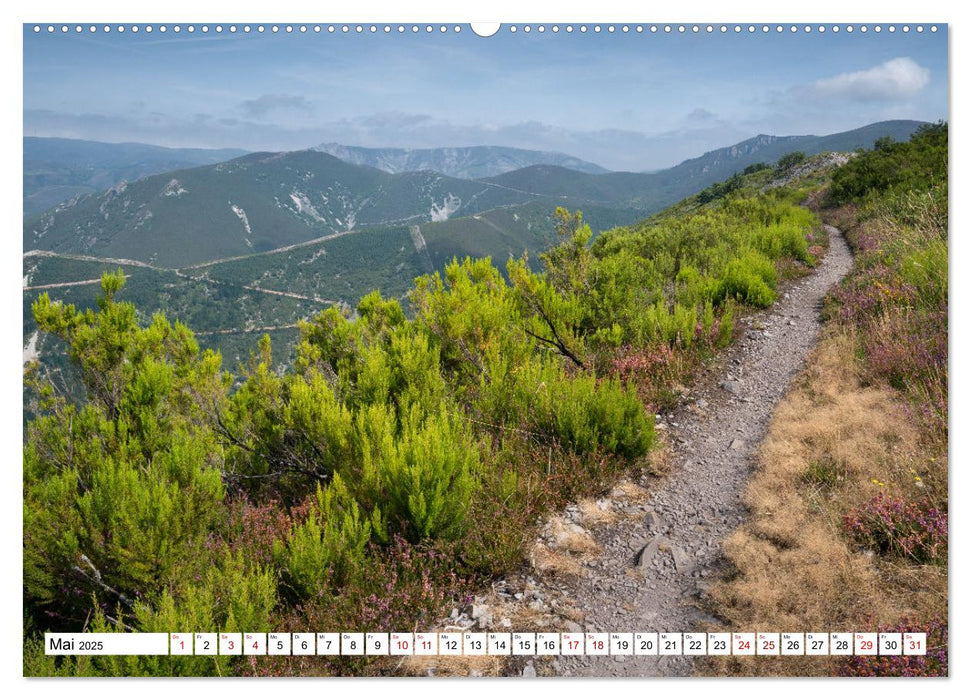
[542,225,853,677]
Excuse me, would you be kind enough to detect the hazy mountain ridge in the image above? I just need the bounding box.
[24,137,250,217]
[665,120,927,184]
[24,150,543,268]
[24,120,927,273]
[484,120,928,211]
[316,143,610,179]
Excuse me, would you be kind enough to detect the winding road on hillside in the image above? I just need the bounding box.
[553,225,853,677]
[23,249,338,305]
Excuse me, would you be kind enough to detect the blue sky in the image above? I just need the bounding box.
[23,24,948,171]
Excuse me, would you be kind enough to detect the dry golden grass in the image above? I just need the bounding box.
[577,497,620,526]
[530,542,585,579]
[398,651,503,677]
[609,479,652,505]
[548,517,602,556]
[646,438,674,478]
[703,329,948,676]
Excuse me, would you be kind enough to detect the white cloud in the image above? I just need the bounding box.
[813,58,930,101]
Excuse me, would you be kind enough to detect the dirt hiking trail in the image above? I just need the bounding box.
[551,225,854,677]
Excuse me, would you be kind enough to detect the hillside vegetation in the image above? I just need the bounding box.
[23,137,249,218]
[708,122,948,677]
[24,160,825,675]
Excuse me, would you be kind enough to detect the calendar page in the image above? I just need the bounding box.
[18,0,950,684]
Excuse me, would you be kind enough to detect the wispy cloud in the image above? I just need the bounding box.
[813,58,931,102]
[685,108,717,122]
[239,94,314,120]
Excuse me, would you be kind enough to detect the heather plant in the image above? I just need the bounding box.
[713,250,777,307]
[24,272,229,626]
[578,192,815,351]
[220,335,356,499]
[25,546,278,677]
[843,493,947,565]
[533,373,655,459]
[829,162,947,440]
[410,256,533,395]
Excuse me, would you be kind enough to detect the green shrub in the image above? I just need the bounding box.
[830,122,947,204]
[352,403,480,543]
[776,150,807,172]
[223,339,355,497]
[715,250,777,307]
[276,476,375,598]
[534,374,654,459]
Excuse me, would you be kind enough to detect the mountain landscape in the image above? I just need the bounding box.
[315,143,610,178]
[24,120,926,270]
[22,16,951,680]
[23,137,249,217]
[23,119,929,375]
[483,119,927,209]
[25,150,543,267]
[23,121,949,679]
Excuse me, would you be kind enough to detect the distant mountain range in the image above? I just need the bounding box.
[484,120,928,211]
[23,118,931,396]
[315,143,610,179]
[24,120,927,271]
[25,150,547,268]
[24,138,250,217]
[654,120,929,188]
